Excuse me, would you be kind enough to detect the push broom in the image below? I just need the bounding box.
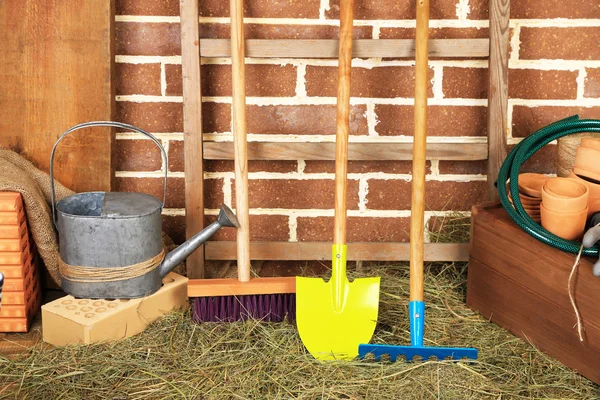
[185,0,295,322]
[358,0,478,361]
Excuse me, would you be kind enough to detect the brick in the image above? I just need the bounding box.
[375,105,487,137]
[438,160,488,175]
[168,140,185,172]
[585,69,600,98]
[297,216,411,242]
[115,139,163,171]
[166,64,297,97]
[247,105,368,135]
[507,144,557,175]
[303,160,430,174]
[511,0,600,18]
[115,22,180,56]
[165,64,182,97]
[116,102,183,133]
[442,67,488,99]
[204,160,297,173]
[512,106,600,137]
[203,102,232,133]
[443,68,579,100]
[199,0,320,18]
[380,27,490,40]
[204,178,226,209]
[115,63,161,96]
[199,23,372,40]
[520,27,600,60]
[204,214,289,242]
[326,0,486,20]
[366,179,487,211]
[231,179,360,209]
[162,215,186,245]
[306,66,433,98]
[116,0,179,16]
[115,177,184,208]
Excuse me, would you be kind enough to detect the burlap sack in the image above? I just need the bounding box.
[0,148,74,286]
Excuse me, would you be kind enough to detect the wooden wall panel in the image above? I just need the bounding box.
[0,0,115,192]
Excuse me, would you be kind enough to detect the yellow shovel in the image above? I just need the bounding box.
[296,0,380,361]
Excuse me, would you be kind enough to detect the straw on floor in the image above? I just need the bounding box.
[1,259,598,399]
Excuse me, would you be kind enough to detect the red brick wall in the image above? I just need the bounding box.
[113,0,600,245]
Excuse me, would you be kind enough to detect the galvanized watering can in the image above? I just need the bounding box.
[50,121,239,299]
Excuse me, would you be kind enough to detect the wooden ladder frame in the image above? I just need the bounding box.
[180,0,510,278]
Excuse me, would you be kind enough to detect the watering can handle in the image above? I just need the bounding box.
[50,121,168,226]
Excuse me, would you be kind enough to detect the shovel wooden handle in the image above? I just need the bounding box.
[410,0,430,302]
[334,0,354,245]
[231,0,251,282]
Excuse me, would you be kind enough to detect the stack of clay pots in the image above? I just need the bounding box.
[511,173,547,223]
[522,137,600,241]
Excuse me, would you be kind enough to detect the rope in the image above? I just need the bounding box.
[58,249,166,283]
[568,244,585,342]
[556,132,600,178]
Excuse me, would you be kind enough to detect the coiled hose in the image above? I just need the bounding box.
[497,115,600,257]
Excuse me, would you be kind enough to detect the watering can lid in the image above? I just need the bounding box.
[56,192,162,219]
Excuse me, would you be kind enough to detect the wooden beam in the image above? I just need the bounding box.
[486,0,510,200]
[188,277,296,297]
[199,39,489,59]
[205,242,469,262]
[180,0,205,279]
[204,142,487,161]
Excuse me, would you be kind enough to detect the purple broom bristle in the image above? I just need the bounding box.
[192,294,296,323]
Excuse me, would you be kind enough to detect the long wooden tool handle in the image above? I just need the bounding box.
[334,0,354,245]
[231,0,251,282]
[410,0,430,302]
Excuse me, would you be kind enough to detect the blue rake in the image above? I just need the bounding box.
[359,301,478,362]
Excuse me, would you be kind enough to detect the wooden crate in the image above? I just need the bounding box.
[467,202,600,384]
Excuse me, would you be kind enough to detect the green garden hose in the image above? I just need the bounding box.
[497,115,600,257]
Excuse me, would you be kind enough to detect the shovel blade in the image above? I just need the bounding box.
[296,276,380,361]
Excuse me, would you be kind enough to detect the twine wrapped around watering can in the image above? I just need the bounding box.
[58,249,166,283]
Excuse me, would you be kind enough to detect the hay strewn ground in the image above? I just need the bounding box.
[1,213,598,399]
[1,261,599,399]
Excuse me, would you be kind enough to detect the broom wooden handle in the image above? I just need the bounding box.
[231,0,251,282]
[410,0,430,302]
[334,0,354,245]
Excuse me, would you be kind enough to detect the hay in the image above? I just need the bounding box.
[1,263,599,400]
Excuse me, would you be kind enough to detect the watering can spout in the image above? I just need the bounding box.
[158,204,239,278]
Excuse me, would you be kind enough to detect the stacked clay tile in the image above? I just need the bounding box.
[0,192,42,332]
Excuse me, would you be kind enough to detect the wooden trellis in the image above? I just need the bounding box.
[179,0,510,278]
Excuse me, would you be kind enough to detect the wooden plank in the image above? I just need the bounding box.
[180,0,205,279]
[467,259,600,385]
[204,142,488,161]
[486,0,510,200]
[199,39,489,59]
[0,0,114,193]
[188,277,296,297]
[205,242,469,261]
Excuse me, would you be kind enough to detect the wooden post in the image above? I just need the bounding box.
[487,0,510,200]
[180,0,205,278]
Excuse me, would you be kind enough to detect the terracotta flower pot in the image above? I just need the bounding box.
[568,171,600,216]
[541,177,589,213]
[580,137,600,151]
[509,194,541,207]
[540,203,588,241]
[517,173,549,199]
[574,146,600,180]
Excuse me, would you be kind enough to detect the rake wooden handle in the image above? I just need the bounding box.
[334,0,354,245]
[410,0,430,302]
[231,0,251,282]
